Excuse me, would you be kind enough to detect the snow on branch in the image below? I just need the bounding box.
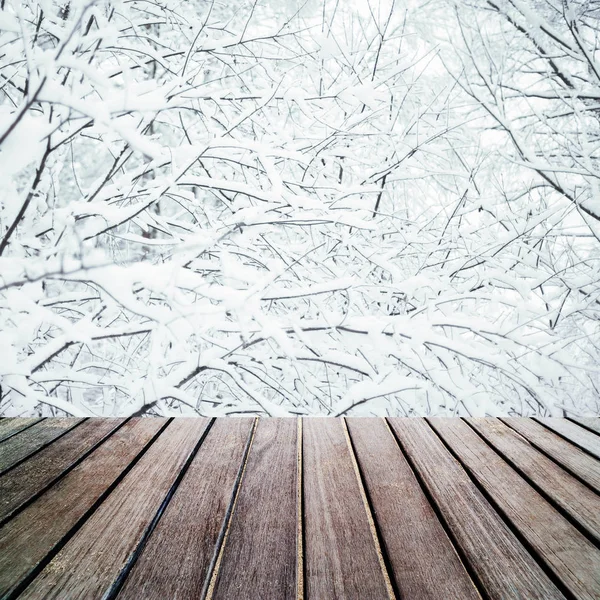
[0,0,598,416]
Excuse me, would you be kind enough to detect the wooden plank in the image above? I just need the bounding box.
[502,418,600,492]
[0,418,124,523]
[346,418,480,600]
[303,418,391,600]
[118,418,253,600]
[0,418,42,443]
[19,418,210,600]
[430,418,600,600]
[468,418,600,542]
[536,418,600,460]
[0,418,165,598]
[0,418,84,473]
[388,418,565,600]
[209,418,297,600]
[570,417,600,436]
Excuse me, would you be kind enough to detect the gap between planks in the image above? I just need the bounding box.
[6,417,600,600]
[383,418,488,600]
[102,418,216,600]
[463,418,600,548]
[202,418,258,600]
[296,418,304,600]
[342,418,396,600]
[0,418,127,528]
[425,418,581,600]
[0,419,43,444]
[566,418,600,438]
[500,418,600,494]
[0,419,172,600]
[203,418,394,600]
[535,418,600,461]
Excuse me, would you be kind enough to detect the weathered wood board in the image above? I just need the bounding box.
[1,416,599,600]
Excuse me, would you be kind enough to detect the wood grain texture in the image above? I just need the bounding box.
[0,418,83,473]
[1,416,598,600]
[570,418,600,436]
[0,418,124,523]
[346,418,480,600]
[431,418,600,600]
[303,418,391,600]
[468,418,600,542]
[118,418,253,600]
[210,418,297,600]
[536,418,600,460]
[19,419,210,600]
[503,418,600,492]
[388,418,565,600]
[0,418,164,598]
[0,419,41,443]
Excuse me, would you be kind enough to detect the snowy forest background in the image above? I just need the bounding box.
[1,0,599,417]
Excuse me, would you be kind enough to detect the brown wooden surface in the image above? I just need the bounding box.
[0,419,41,443]
[570,417,600,436]
[346,418,480,600]
[1,416,600,600]
[0,418,124,523]
[431,418,600,600]
[118,418,253,600]
[388,418,565,600]
[536,417,600,460]
[0,418,83,473]
[20,419,209,600]
[303,418,391,600]
[210,419,298,600]
[0,418,165,598]
[468,418,600,542]
[503,417,600,491]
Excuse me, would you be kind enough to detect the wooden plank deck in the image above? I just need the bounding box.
[0,417,599,600]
